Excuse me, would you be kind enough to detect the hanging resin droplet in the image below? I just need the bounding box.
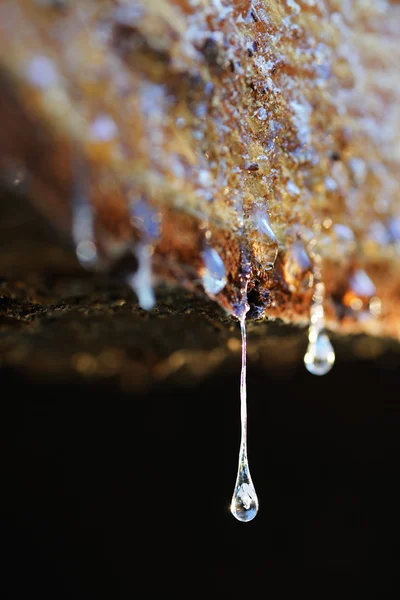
[127,243,155,311]
[71,162,98,268]
[341,269,382,320]
[369,296,382,318]
[72,197,98,267]
[230,302,259,522]
[304,327,335,376]
[201,246,227,296]
[343,268,376,313]
[128,199,161,311]
[304,280,335,376]
[230,458,259,522]
[247,205,278,271]
[12,166,26,187]
[349,269,376,298]
[283,239,312,292]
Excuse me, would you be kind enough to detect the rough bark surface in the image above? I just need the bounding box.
[0,1,399,385]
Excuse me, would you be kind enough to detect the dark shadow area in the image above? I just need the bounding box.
[1,357,400,598]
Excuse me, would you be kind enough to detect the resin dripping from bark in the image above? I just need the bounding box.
[304,280,335,376]
[200,243,227,297]
[230,296,259,523]
[128,243,156,312]
[128,199,161,311]
[1,0,400,339]
[71,166,98,269]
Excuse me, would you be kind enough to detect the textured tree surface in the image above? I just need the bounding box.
[0,0,400,385]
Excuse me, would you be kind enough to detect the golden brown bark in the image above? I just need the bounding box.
[0,0,399,344]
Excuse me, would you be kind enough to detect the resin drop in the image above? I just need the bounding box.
[231,460,259,522]
[247,206,278,270]
[304,327,335,376]
[283,239,312,292]
[343,269,376,314]
[201,246,227,296]
[230,303,259,522]
[128,243,155,311]
[128,199,161,311]
[12,167,26,187]
[369,296,382,318]
[304,281,335,376]
[71,166,97,268]
[130,198,161,241]
[349,269,375,297]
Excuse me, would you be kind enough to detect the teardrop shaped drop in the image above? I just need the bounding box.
[71,159,98,268]
[201,246,227,295]
[230,305,259,522]
[247,206,278,271]
[283,240,312,292]
[231,451,259,522]
[72,194,98,268]
[128,243,155,311]
[304,328,335,376]
[343,269,376,313]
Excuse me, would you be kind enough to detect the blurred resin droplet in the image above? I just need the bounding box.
[12,167,26,187]
[284,239,312,291]
[76,240,97,266]
[130,198,161,241]
[351,269,375,297]
[128,243,155,311]
[72,162,98,268]
[343,269,376,309]
[128,199,161,311]
[369,296,382,318]
[201,246,227,295]
[230,299,259,522]
[304,328,335,376]
[247,206,278,270]
[304,281,335,376]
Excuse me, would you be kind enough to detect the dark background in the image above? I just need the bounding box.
[1,357,400,598]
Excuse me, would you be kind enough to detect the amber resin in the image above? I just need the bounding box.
[0,0,399,341]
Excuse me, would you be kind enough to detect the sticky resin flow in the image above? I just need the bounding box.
[200,232,227,296]
[199,234,258,521]
[129,242,156,311]
[304,279,335,376]
[230,213,278,522]
[71,163,98,269]
[344,268,381,317]
[128,199,162,311]
[230,280,259,523]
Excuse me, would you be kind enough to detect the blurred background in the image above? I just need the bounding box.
[2,356,400,597]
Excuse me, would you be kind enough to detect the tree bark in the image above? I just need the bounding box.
[0,0,399,385]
